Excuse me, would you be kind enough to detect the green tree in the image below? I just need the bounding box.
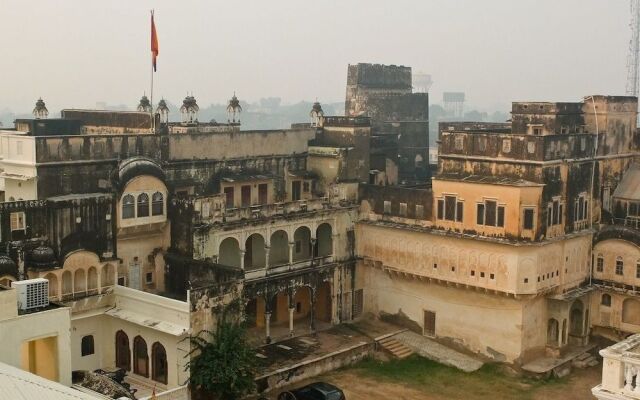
[187,321,257,399]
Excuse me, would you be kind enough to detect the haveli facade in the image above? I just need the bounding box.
[1,63,640,398]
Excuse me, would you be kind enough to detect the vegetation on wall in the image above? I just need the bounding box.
[187,300,257,400]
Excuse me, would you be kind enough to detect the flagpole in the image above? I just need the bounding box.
[150,9,155,133]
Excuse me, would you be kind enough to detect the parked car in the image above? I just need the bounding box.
[278,382,345,400]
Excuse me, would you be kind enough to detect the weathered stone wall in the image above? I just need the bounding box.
[359,184,433,220]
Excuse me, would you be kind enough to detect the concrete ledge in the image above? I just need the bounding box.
[255,341,374,393]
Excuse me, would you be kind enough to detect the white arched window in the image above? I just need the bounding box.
[152,192,164,216]
[137,193,149,217]
[122,194,135,219]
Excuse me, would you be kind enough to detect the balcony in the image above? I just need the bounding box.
[244,255,334,282]
[194,196,335,225]
[593,334,640,399]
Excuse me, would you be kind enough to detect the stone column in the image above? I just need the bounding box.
[265,246,270,269]
[240,249,246,270]
[288,307,295,336]
[310,238,317,260]
[97,267,102,294]
[310,297,316,332]
[265,312,272,344]
[288,242,295,265]
[557,323,562,347]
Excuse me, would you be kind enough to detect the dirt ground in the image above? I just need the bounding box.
[269,358,602,400]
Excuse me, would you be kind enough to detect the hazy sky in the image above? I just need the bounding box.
[0,0,631,113]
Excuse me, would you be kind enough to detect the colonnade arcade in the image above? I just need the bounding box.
[244,276,333,343]
[547,297,590,348]
[217,221,335,271]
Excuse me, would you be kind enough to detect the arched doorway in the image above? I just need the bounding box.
[244,234,266,270]
[115,330,130,371]
[623,298,640,325]
[292,286,313,332]
[245,298,259,328]
[293,227,311,262]
[152,342,167,384]
[101,264,115,287]
[547,318,559,346]
[0,276,13,287]
[316,223,333,257]
[87,267,98,292]
[74,269,86,295]
[218,237,241,268]
[61,271,72,296]
[316,281,332,324]
[44,273,58,298]
[569,300,584,336]
[133,336,149,377]
[269,230,289,266]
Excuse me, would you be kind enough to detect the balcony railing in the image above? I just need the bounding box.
[194,197,333,225]
[244,255,334,281]
[594,334,640,399]
[614,217,640,230]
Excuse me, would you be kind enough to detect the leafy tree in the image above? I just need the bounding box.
[187,320,257,399]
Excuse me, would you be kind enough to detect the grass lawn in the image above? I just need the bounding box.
[348,355,570,400]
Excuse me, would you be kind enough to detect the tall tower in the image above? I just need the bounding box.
[627,0,640,96]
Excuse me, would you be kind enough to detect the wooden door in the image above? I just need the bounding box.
[423,310,436,336]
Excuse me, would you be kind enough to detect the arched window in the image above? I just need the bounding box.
[601,293,611,307]
[152,342,168,384]
[115,330,130,371]
[616,257,624,276]
[596,254,604,272]
[122,194,135,219]
[81,335,95,356]
[152,192,164,216]
[133,336,149,377]
[137,193,149,217]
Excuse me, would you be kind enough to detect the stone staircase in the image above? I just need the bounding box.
[572,351,599,369]
[377,336,414,359]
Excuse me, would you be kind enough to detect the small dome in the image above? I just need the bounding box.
[156,99,169,111]
[137,95,152,112]
[0,254,18,278]
[227,93,241,110]
[32,98,49,119]
[29,245,57,270]
[311,101,323,113]
[180,95,199,112]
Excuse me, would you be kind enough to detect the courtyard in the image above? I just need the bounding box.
[273,354,602,400]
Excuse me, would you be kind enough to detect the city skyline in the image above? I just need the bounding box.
[0,0,630,114]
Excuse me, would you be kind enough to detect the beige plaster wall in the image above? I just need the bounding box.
[431,179,543,240]
[357,222,591,296]
[0,303,72,385]
[360,264,531,363]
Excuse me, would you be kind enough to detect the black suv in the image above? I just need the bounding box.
[278,382,346,400]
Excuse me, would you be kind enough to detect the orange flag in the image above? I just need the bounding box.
[151,11,159,72]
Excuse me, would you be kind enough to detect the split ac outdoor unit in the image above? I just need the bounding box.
[11,278,49,311]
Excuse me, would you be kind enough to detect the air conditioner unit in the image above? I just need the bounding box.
[11,278,49,311]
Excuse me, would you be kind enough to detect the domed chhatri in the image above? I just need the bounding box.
[180,95,199,124]
[310,101,324,127]
[155,98,170,124]
[29,245,57,270]
[0,254,18,278]
[137,95,152,113]
[33,97,49,119]
[226,92,242,124]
